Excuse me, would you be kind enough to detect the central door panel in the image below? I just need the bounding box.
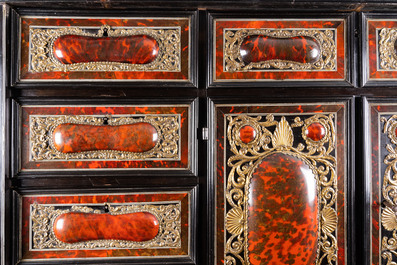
[213,102,347,265]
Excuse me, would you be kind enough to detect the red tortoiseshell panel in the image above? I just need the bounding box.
[248,154,318,265]
[20,17,190,81]
[53,35,159,64]
[53,123,158,153]
[215,103,346,265]
[20,105,191,171]
[54,212,159,243]
[367,20,397,80]
[240,35,321,64]
[21,192,190,260]
[214,19,345,82]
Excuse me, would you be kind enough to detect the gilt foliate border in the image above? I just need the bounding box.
[224,114,338,265]
[378,28,397,71]
[30,202,181,250]
[29,25,181,73]
[29,114,180,161]
[224,29,337,72]
[379,115,397,264]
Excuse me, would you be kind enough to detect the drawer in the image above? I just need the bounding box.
[211,17,347,84]
[364,15,397,84]
[213,102,348,265]
[19,104,194,172]
[18,16,193,83]
[20,191,193,261]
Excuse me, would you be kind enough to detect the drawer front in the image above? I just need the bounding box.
[20,191,191,261]
[366,18,397,82]
[214,103,347,265]
[212,18,346,83]
[19,16,192,82]
[20,104,193,172]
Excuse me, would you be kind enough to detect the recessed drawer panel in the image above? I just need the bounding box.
[212,18,347,84]
[19,16,192,82]
[214,102,347,265]
[366,18,397,83]
[19,104,194,172]
[20,191,192,261]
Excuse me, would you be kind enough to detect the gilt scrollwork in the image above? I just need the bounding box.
[378,28,397,70]
[29,114,180,161]
[379,115,397,265]
[29,24,181,72]
[224,113,338,265]
[224,29,337,72]
[31,202,181,250]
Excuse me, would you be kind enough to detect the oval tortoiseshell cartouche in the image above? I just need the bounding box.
[53,212,159,243]
[240,35,321,65]
[53,35,159,64]
[52,123,158,153]
[247,153,318,265]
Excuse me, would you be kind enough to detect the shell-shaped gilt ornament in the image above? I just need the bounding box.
[382,206,397,231]
[225,207,244,235]
[321,207,337,234]
[272,117,294,148]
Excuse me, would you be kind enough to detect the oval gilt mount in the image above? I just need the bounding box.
[28,201,183,251]
[224,29,337,72]
[28,24,182,73]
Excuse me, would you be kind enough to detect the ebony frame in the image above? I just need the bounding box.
[1,4,6,265]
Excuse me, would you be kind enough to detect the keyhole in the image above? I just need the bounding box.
[103,28,108,37]
[103,204,109,213]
